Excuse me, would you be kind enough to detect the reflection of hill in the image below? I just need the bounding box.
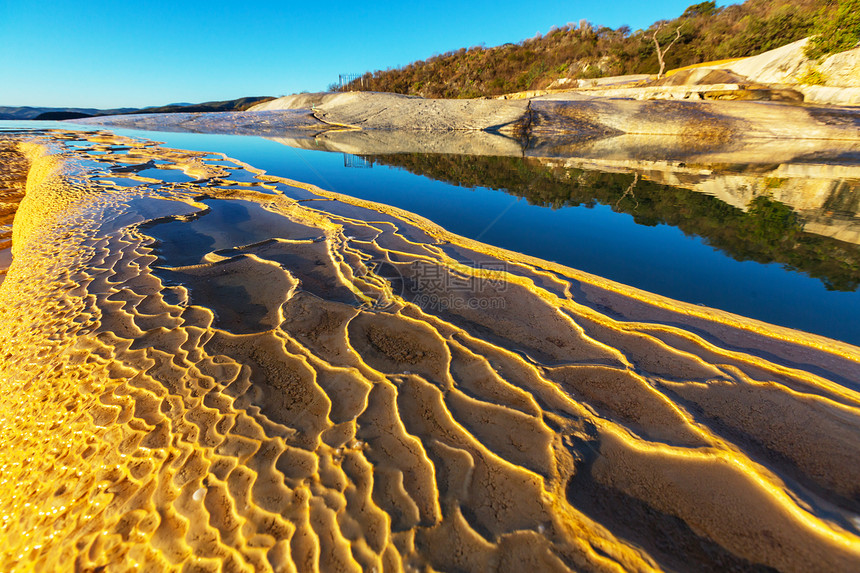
[368,153,860,291]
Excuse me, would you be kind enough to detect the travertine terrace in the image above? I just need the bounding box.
[1,130,859,571]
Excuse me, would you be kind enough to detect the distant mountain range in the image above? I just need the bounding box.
[0,106,138,120]
[0,96,274,121]
[122,96,275,115]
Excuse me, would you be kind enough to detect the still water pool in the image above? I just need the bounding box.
[5,122,860,345]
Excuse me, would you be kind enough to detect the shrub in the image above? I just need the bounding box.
[796,67,827,84]
[805,0,860,58]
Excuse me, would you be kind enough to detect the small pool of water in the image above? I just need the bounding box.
[142,198,322,267]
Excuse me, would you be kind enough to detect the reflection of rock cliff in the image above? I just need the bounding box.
[539,157,860,246]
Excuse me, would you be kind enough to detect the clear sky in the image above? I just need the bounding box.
[0,0,735,109]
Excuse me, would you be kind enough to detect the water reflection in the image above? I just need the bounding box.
[361,153,860,292]
[343,153,373,168]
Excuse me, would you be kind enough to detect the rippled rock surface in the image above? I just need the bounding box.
[1,130,859,572]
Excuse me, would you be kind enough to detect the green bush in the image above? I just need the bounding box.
[724,7,816,57]
[805,0,860,58]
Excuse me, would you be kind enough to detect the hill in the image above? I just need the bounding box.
[0,97,275,121]
[126,96,275,115]
[0,106,138,120]
[340,0,858,98]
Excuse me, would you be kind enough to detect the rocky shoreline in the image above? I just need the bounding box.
[71,87,860,175]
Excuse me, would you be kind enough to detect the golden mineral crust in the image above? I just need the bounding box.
[1,130,859,572]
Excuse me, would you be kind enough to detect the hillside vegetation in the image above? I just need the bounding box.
[341,0,858,98]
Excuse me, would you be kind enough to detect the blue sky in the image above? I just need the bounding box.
[0,0,735,108]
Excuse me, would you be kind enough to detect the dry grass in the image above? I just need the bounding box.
[665,58,748,76]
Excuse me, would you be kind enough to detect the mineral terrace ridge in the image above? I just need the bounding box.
[1,40,860,573]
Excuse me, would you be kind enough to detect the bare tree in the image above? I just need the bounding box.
[652,25,682,79]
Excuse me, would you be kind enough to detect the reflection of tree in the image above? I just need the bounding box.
[745,195,799,248]
[369,153,860,291]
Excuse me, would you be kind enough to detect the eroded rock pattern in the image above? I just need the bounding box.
[1,130,859,572]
